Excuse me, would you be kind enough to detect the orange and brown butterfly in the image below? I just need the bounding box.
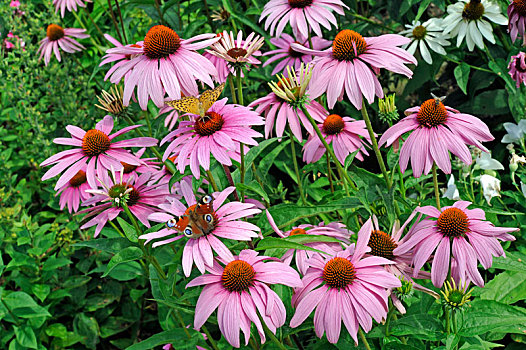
[165,83,226,118]
[165,194,216,239]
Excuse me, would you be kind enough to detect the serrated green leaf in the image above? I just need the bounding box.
[477,271,526,304]
[492,251,526,272]
[73,237,134,253]
[460,299,526,336]
[102,247,143,277]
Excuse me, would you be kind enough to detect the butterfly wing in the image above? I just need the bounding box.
[165,96,200,115]
[198,83,225,113]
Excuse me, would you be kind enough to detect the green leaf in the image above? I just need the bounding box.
[102,247,143,278]
[73,313,99,349]
[255,237,327,254]
[489,59,516,91]
[286,235,342,244]
[117,217,138,243]
[126,329,200,350]
[477,271,526,304]
[14,326,37,349]
[73,238,134,253]
[454,62,470,95]
[236,181,270,203]
[31,284,50,303]
[414,0,433,22]
[389,314,444,340]
[46,324,68,339]
[2,292,51,319]
[460,299,526,336]
[492,251,526,272]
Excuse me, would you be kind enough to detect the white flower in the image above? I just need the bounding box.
[480,174,501,204]
[399,19,451,64]
[502,120,526,144]
[442,174,461,200]
[475,151,504,170]
[442,0,508,51]
[521,181,526,197]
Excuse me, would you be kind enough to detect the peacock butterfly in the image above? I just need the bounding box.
[165,194,216,239]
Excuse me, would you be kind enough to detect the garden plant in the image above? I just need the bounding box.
[2,0,526,349]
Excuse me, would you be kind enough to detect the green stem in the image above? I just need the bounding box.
[385,299,396,336]
[143,111,154,137]
[360,100,392,190]
[326,152,334,193]
[445,307,451,335]
[173,309,192,339]
[153,0,165,25]
[432,163,441,210]
[236,67,244,105]
[109,220,125,237]
[300,106,357,191]
[398,165,406,200]
[440,55,493,73]
[236,68,246,202]
[206,170,220,192]
[114,0,128,44]
[289,130,307,205]
[228,74,237,104]
[106,0,123,43]
[263,322,287,350]
[202,326,220,350]
[83,7,105,38]
[358,328,372,350]
[452,309,458,334]
[222,165,241,201]
[336,164,350,196]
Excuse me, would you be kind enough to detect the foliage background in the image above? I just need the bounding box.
[1,0,526,349]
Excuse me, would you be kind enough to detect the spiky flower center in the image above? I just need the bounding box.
[332,30,367,61]
[143,25,181,60]
[323,257,356,289]
[437,208,469,238]
[121,162,138,174]
[288,42,304,58]
[368,230,397,260]
[417,99,448,128]
[322,114,345,135]
[288,0,313,8]
[462,0,485,20]
[222,260,256,292]
[289,228,307,236]
[412,25,427,40]
[227,47,247,59]
[69,170,87,187]
[47,24,65,41]
[513,0,526,16]
[195,111,224,136]
[82,130,111,157]
[108,183,140,206]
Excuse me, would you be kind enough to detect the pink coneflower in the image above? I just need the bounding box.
[103,25,219,110]
[206,31,264,69]
[158,103,181,130]
[161,98,263,179]
[187,249,302,347]
[120,148,158,182]
[100,34,142,83]
[394,201,518,288]
[260,0,347,39]
[378,98,494,178]
[290,217,401,344]
[249,64,327,142]
[78,169,168,237]
[55,167,91,213]
[366,214,439,313]
[303,114,372,164]
[266,210,351,274]
[40,115,157,190]
[10,0,20,7]
[291,30,416,109]
[139,186,261,276]
[53,0,91,17]
[508,52,526,87]
[37,24,89,66]
[508,0,526,44]
[263,33,331,76]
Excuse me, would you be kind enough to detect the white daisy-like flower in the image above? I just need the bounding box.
[399,18,451,64]
[442,0,508,51]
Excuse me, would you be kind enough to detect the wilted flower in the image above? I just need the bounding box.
[95,85,129,118]
[479,174,501,204]
[508,52,526,88]
[508,0,526,45]
[206,31,264,67]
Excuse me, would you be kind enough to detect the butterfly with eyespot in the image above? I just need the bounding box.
[165,83,225,118]
[165,194,216,239]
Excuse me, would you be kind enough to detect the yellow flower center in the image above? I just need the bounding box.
[222,260,256,292]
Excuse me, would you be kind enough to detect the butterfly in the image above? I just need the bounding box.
[165,194,216,239]
[165,83,225,118]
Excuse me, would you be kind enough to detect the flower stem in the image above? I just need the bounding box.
[236,67,244,105]
[114,0,128,44]
[452,309,458,334]
[153,0,165,25]
[385,299,396,336]
[445,306,451,334]
[262,321,287,350]
[143,110,154,137]
[201,325,220,350]
[228,74,237,104]
[288,130,307,205]
[432,163,441,210]
[83,7,105,38]
[206,170,220,192]
[360,99,392,190]
[236,68,246,202]
[106,0,123,43]
[326,152,334,193]
[222,165,240,200]
[300,106,357,191]
[358,328,372,350]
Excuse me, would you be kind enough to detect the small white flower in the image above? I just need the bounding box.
[475,151,504,170]
[442,174,461,200]
[399,18,451,64]
[442,0,508,51]
[480,174,501,204]
[521,181,526,198]
[502,120,526,144]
